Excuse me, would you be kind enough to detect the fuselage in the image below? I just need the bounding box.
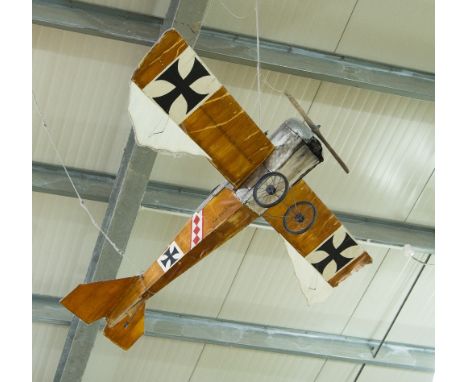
[107,118,324,327]
[235,118,323,215]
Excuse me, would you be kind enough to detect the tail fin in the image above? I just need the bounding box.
[104,301,145,350]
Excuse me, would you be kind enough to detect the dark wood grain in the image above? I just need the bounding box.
[132,29,188,88]
[181,87,275,187]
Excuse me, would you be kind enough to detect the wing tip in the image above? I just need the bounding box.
[328,252,372,287]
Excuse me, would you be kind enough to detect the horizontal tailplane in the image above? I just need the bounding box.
[60,276,140,324]
[61,276,146,349]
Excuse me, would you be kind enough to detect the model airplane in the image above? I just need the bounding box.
[61,29,372,350]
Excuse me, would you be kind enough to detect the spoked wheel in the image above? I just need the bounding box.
[253,172,289,208]
[283,201,317,234]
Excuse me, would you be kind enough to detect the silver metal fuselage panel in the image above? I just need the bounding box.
[236,118,322,215]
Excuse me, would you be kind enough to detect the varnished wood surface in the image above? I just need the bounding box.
[264,180,372,287]
[132,29,188,88]
[142,187,258,298]
[104,302,145,350]
[328,252,372,287]
[60,276,141,324]
[264,180,341,256]
[181,87,275,187]
[132,28,274,187]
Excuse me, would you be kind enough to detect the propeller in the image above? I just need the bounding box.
[284,92,350,174]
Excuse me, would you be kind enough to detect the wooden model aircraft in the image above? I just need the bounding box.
[61,29,372,350]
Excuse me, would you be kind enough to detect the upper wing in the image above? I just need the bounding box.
[130,29,275,188]
[264,180,372,287]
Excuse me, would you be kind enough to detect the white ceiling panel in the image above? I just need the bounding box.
[32,25,146,174]
[202,0,356,52]
[190,344,325,382]
[406,171,435,226]
[314,361,433,382]
[32,192,106,296]
[313,361,359,382]
[385,258,434,346]
[83,0,170,17]
[305,82,434,222]
[217,227,388,334]
[341,250,434,347]
[32,323,68,382]
[83,335,204,382]
[358,365,433,382]
[336,0,434,72]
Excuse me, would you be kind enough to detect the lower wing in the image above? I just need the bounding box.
[263,180,372,287]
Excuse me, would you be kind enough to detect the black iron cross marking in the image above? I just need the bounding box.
[153,57,211,115]
[160,246,180,270]
[312,232,357,275]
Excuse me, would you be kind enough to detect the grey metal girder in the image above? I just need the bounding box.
[32,0,435,100]
[33,294,435,372]
[33,161,435,253]
[51,2,210,381]
[53,132,158,382]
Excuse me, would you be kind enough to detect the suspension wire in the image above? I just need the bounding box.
[32,91,143,274]
[254,0,262,127]
[352,253,432,381]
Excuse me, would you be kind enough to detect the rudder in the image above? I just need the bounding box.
[104,301,145,350]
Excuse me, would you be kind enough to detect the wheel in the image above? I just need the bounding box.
[253,172,289,208]
[283,201,317,234]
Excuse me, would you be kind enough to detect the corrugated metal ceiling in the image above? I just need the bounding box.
[83,0,171,17]
[32,1,434,380]
[83,0,434,72]
[32,25,434,224]
[32,323,68,382]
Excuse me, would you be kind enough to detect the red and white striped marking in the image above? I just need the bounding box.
[191,211,203,248]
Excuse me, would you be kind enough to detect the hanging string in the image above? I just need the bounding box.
[32,91,143,274]
[217,0,250,20]
[254,0,262,126]
[260,73,286,94]
[403,244,434,266]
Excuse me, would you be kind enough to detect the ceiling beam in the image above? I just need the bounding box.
[53,133,157,382]
[33,294,435,372]
[51,2,210,381]
[32,0,434,101]
[32,162,435,253]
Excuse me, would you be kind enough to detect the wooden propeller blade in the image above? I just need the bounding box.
[284,92,350,174]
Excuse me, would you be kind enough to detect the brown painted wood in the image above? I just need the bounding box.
[104,302,145,350]
[103,188,258,334]
[131,28,274,188]
[328,252,372,287]
[181,87,275,187]
[60,276,141,324]
[132,29,188,88]
[142,187,258,298]
[264,180,371,287]
[264,180,341,256]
